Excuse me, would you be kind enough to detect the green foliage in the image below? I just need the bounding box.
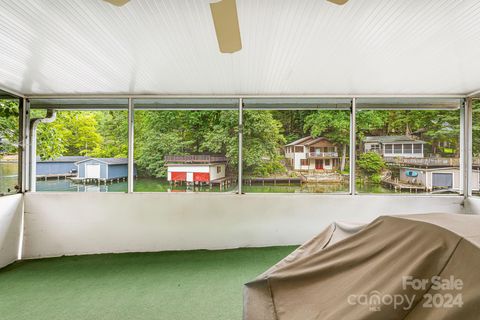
[271,110,312,142]
[355,110,388,141]
[92,111,128,158]
[36,111,128,160]
[37,111,101,159]
[36,124,67,160]
[304,110,350,146]
[370,173,382,184]
[0,99,19,154]
[243,111,286,176]
[357,152,385,176]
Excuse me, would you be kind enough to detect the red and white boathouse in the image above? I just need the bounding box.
[165,155,227,184]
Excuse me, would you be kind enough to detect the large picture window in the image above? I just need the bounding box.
[133,99,238,193]
[0,94,20,195]
[356,99,461,194]
[31,99,128,192]
[242,99,351,193]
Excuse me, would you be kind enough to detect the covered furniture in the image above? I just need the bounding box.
[244,213,480,320]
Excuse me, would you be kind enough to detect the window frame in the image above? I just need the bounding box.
[356,98,464,195]
[16,95,473,197]
[0,94,23,196]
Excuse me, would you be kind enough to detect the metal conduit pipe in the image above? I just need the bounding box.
[29,109,57,192]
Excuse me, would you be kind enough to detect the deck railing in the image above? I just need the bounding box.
[384,157,459,167]
[164,155,227,163]
[306,152,338,158]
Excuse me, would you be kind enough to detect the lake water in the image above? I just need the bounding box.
[35,179,394,194]
[1,162,394,194]
[0,162,18,194]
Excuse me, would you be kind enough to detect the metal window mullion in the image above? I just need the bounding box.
[127,98,134,193]
[460,99,465,196]
[462,98,473,197]
[467,98,473,197]
[238,98,243,194]
[349,98,356,195]
[21,98,30,192]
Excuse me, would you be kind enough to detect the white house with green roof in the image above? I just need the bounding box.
[363,135,426,158]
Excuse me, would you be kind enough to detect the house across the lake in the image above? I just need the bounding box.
[165,155,227,184]
[75,158,135,181]
[284,136,339,171]
[363,135,426,158]
[36,156,88,178]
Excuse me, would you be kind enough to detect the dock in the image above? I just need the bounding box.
[170,176,237,191]
[210,176,236,190]
[243,176,304,186]
[36,173,76,180]
[69,177,127,185]
[382,179,426,193]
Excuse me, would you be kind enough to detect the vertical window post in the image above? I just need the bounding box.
[29,109,56,192]
[461,98,473,197]
[349,98,356,195]
[128,97,134,193]
[20,98,30,193]
[238,98,243,194]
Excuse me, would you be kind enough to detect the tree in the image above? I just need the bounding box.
[0,99,19,154]
[357,152,385,183]
[36,111,126,160]
[242,111,286,176]
[92,111,128,158]
[420,110,460,157]
[271,110,313,142]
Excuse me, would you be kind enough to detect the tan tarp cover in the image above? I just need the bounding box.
[244,213,480,320]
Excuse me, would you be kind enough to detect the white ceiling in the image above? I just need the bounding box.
[0,0,480,96]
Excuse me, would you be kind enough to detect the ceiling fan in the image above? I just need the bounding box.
[103,0,349,53]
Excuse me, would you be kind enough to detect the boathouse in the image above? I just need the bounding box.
[75,158,134,181]
[36,156,88,177]
[165,155,227,183]
[398,166,480,192]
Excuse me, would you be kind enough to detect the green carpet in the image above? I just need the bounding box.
[0,246,296,320]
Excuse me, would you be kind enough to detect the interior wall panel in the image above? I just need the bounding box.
[0,194,23,268]
[23,193,464,259]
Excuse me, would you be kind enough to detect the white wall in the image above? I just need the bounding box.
[465,197,480,214]
[23,192,465,259]
[209,164,225,180]
[0,194,23,268]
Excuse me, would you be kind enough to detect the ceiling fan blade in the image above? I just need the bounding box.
[103,0,130,7]
[327,0,349,5]
[210,0,242,53]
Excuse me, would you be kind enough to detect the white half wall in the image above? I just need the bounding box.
[465,197,480,214]
[23,193,465,259]
[0,194,23,268]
